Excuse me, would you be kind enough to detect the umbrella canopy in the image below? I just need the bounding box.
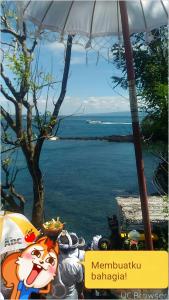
[21,0,168,38]
[0,211,39,254]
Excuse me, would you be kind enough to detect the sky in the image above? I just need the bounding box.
[1,25,130,116]
[31,39,130,115]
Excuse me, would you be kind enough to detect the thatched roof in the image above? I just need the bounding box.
[116,196,168,227]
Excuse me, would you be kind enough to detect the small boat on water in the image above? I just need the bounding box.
[47,136,59,141]
[87,120,132,125]
[86,120,102,124]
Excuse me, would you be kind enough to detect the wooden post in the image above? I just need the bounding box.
[119,1,153,250]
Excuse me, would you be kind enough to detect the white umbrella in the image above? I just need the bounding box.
[18,0,168,249]
[20,1,168,37]
[0,211,39,254]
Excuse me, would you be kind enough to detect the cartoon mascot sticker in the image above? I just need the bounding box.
[1,236,59,299]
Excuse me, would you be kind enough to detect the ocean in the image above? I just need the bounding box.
[12,114,158,242]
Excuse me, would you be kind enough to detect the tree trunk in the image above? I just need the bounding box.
[22,145,45,228]
[31,170,44,228]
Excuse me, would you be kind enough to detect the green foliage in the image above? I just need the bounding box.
[2,2,58,131]
[153,225,168,251]
[3,40,57,135]
[5,53,32,80]
[49,116,57,126]
[111,27,168,142]
[33,113,57,130]
[141,114,168,142]
[142,141,168,195]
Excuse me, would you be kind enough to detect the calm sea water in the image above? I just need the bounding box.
[13,114,158,242]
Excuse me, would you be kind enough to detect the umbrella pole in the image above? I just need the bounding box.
[119,1,153,250]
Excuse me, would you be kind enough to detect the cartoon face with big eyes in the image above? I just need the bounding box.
[16,237,59,289]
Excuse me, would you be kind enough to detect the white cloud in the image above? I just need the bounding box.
[1,95,130,116]
[59,95,130,115]
[47,41,85,53]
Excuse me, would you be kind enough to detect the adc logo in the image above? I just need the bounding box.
[5,237,22,247]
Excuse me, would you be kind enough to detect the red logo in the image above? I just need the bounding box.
[25,230,36,243]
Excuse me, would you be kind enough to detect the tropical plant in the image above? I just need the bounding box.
[111,26,168,142]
